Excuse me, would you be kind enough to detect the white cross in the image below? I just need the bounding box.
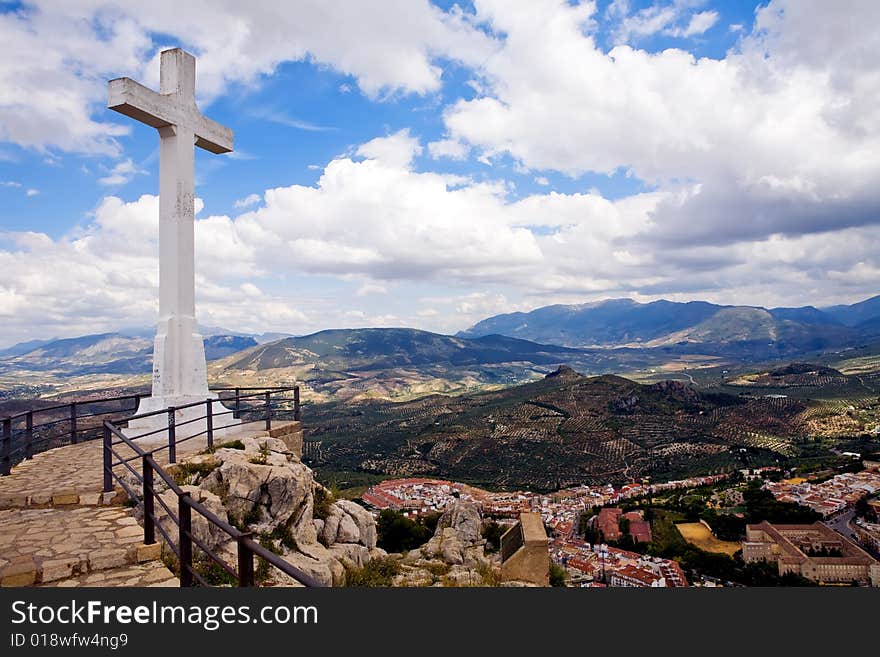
[108,49,233,408]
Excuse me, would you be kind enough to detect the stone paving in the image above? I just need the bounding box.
[0,506,161,586]
[0,421,301,587]
[41,561,179,588]
[0,423,282,509]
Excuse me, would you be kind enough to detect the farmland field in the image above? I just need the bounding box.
[676,522,741,556]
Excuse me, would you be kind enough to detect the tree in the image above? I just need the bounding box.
[549,563,567,587]
[376,509,432,553]
[482,521,505,553]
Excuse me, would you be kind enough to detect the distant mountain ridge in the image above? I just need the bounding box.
[224,328,581,372]
[459,295,880,350]
[0,332,258,376]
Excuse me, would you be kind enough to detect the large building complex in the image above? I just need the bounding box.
[743,521,880,586]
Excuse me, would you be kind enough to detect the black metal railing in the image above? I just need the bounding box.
[101,386,320,588]
[0,386,301,476]
[1,393,145,476]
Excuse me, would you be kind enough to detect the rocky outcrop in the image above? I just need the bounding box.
[413,501,486,567]
[392,501,499,587]
[161,434,380,587]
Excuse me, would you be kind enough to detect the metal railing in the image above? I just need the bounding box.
[101,386,321,587]
[1,392,145,476]
[0,386,301,476]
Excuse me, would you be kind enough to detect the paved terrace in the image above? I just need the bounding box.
[0,424,275,509]
[0,421,301,587]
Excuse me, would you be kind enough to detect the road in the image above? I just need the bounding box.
[824,509,859,543]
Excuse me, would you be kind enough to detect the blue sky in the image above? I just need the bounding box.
[1,0,878,346]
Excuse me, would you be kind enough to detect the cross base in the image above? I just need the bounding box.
[126,393,241,446]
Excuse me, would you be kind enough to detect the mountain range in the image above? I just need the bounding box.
[2,294,879,400]
[0,332,258,375]
[459,295,880,353]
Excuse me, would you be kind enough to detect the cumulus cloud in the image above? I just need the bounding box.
[97,158,146,186]
[233,193,261,209]
[2,1,879,343]
[440,0,880,250]
[678,10,719,37]
[0,0,496,154]
[7,124,880,346]
[427,138,469,160]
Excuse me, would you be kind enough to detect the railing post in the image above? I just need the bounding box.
[179,492,193,587]
[102,424,112,493]
[1,418,11,476]
[294,386,301,422]
[70,402,78,445]
[25,411,34,460]
[143,456,155,545]
[206,399,214,449]
[237,533,255,587]
[234,388,241,420]
[167,407,176,464]
[264,391,271,431]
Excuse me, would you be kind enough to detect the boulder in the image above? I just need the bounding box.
[327,543,371,569]
[154,485,228,553]
[419,501,486,567]
[336,513,360,543]
[201,447,314,533]
[320,507,342,546]
[336,500,377,549]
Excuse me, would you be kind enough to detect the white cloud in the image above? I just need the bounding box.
[534,176,549,186]
[25,188,39,197]
[1,180,22,188]
[0,0,496,155]
[2,126,880,344]
[356,129,423,168]
[356,283,389,297]
[427,138,469,160]
[676,10,718,37]
[97,158,146,186]
[234,193,261,209]
[440,0,880,249]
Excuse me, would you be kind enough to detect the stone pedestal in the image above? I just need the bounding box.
[126,394,240,447]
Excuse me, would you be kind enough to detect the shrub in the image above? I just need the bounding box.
[344,556,400,587]
[170,460,218,486]
[201,439,245,454]
[376,509,433,553]
[313,485,335,521]
[549,563,567,587]
[482,521,505,553]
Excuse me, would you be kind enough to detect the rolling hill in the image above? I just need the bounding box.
[303,365,871,490]
[211,328,588,401]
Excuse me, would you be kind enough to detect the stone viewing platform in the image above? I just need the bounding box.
[0,420,302,510]
[0,419,303,588]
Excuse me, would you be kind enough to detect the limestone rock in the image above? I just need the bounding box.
[320,507,342,546]
[436,501,482,544]
[392,566,433,588]
[336,500,377,549]
[154,485,228,553]
[200,445,314,533]
[336,513,360,543]
[327,543,371,569]
[419,501,486,568]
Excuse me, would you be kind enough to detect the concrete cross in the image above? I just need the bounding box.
[108,48,233,414]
